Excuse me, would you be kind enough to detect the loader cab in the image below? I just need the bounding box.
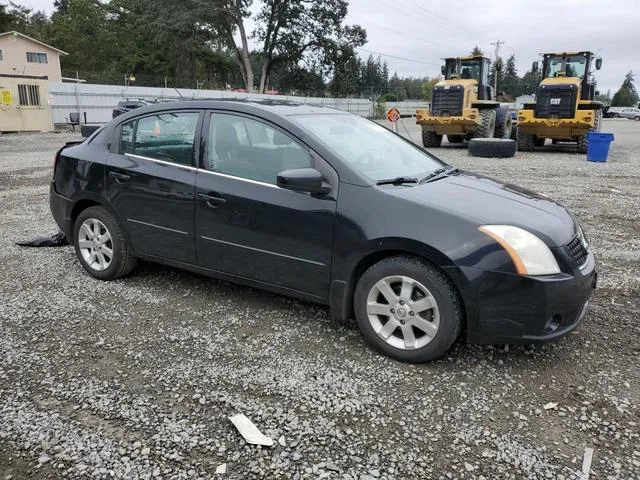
[441,55,492,100]
[540,51,601,101]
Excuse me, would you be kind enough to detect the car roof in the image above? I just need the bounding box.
[119,98,348,118]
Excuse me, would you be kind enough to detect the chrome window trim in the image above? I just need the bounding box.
[196,168,280,189]
[124,153,198,172]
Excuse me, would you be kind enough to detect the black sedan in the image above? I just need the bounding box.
[50,100,596,362]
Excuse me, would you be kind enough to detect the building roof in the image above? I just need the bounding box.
[0,31,68,55]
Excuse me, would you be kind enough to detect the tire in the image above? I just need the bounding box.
[447,134,464,144]
[80,124,100,138]
[354,256,463,363]
[534,137,546,147]
[577,109,602,154]
[473,109,496,139]
[422,128,443,147]
[468,138,517,158]
[510,124,518,141]
[517,130,536,151]
[73,206,137,280]
[635,116,640,122]
[494,108,513,139]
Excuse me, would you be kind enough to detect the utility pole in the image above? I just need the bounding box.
[490,40,505,95]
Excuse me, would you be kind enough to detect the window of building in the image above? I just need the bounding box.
[26,52,48,64]
[120,112,200,167]
[17,84,41,107]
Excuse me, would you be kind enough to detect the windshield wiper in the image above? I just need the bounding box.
[376,176,418,186]
[420,167,459,184]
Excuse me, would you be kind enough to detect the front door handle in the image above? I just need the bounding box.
[198,192,226,208]
[109,171,131,183]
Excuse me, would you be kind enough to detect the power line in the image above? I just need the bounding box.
[351,16,459,52]
[355,47,441,66]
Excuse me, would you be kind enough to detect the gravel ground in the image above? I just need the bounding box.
[1,119,639,480]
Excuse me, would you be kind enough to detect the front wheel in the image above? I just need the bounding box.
[73,206,137,280]
[422,128,443,147]
[635,116,640,122]
[354,256,463,362]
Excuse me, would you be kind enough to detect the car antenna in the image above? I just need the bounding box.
[174,87,184,100]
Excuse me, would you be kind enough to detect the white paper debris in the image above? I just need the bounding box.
[228,414,274,446]
[581,447,594,480]
[215,463,226,474]
[543,402,558,410]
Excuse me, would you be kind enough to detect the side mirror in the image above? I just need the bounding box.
[277,168,331,194]
[441,65,446,75]
[595,58,602,70]
[532,61,539,73]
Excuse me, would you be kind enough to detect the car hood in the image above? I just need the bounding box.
[386,171,576,247]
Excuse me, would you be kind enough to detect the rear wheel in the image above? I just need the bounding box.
[577,109,602,154]
[517,130,536,151]
[354,256,463,363]
[447,134,464,144]
[73,206,137,280]
[473,109,496,139]
[422,128,443,147]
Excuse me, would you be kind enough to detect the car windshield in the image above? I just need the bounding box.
[291,114,444,182]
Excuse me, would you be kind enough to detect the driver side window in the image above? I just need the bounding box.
[206,113,310,185]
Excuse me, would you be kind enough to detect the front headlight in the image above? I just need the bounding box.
[479,225,561,276]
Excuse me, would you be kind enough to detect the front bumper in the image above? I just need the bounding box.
[50,182,73,238]
[517,109,596,137]
[416,108,481,134]
[452,252,597,345]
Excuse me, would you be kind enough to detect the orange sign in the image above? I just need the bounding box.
[386,107,400,122]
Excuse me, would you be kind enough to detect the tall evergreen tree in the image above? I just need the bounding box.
[611,71,639,106]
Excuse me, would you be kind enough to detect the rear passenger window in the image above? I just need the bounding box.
[120,112,199,166]
[207,113,310,184]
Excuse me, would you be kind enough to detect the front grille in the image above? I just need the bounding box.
[431,85,464,116]
[567,235,588,268]
[535,84,577,119]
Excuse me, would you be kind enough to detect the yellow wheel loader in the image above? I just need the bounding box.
[517,51,603,153]
[416,55,512,147]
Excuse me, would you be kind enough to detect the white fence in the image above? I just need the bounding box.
[48,82,431,126]
[48,83,381,125]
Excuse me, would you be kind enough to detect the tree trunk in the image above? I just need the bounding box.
[259,60,269,93]
[236,16,253,92]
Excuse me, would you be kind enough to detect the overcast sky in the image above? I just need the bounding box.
[13,0,640,94]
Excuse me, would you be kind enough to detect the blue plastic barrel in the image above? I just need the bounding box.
[586,132,614,162]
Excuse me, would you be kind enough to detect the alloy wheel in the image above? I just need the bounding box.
[77,218,113,271]
[366,275,440,350]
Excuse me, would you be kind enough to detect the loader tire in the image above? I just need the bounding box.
[473,109,496,139]
[577,109,602,154]
[495,108,513,139]
[468,138,517,158]
[422,128,443,147]
[517,131,536,151]
[447,135,464,144]
[534,137,546,147]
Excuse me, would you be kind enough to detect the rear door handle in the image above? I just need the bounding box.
[109,171,131,183]
[198,192,226,208]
